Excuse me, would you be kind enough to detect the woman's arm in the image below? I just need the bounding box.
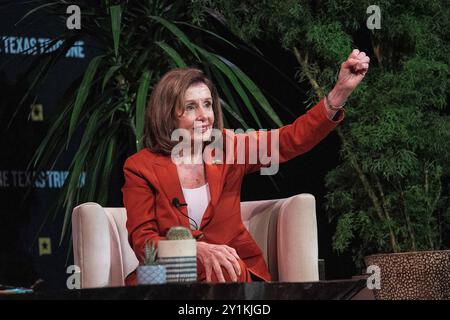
[325,49,370,119]
[122,157,166,263]
[228,49,369,175]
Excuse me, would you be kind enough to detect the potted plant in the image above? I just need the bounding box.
[18,1,284,246]
[158,226,197,283]
[136,241,167,285]
[321,36,450,301]
[199,0,450,300]
[323,50,450,300]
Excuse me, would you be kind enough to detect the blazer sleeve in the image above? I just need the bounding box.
[226,98,344,175]
[122,157,166,263]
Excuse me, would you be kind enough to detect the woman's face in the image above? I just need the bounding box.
[176,82,214,142]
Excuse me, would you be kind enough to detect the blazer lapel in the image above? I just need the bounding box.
[152,156,190,229]
[200,161,223,229]
[151,153,224,231]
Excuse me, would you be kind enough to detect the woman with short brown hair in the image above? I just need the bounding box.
[123,49,370,284]
[142,68,223,155]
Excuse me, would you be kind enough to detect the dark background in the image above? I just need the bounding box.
[0,2,355,290]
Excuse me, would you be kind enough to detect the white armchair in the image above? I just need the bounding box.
[72,193,319,288]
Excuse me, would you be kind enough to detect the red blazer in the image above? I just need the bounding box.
[122,99,343,283]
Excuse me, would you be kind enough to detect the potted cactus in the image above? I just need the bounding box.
[136,241,167,285]
[158,226,197,283]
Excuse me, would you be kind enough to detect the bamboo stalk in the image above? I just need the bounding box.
[398,184,417,251]
[293,47,326,98]
[430,176,443,249]
[374,176,408,251]
[371,38,383,68]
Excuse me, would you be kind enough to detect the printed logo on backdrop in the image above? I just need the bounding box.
[0,170,86,189]
[30,103,44,122]
[0,36,85,58]
[38,237,52,256]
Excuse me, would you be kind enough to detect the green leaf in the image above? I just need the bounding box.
[60,110,102,243]
[110,5,122,58]
[102,64,121,92]
[156,42,187,68]
[15,1,60,26]
[98,135,117,205]
[85,138,109,201]
[150,15,200,61]
[132,50,151,77]
[195,47,262,127]
[10,37,77,127]
[29,102,71,170]
[219,56,283,127]
[176,21,237,49]
[135,70,152,150]
[211,67,243,119]
[67,55,103,148]
[220,100,249,129]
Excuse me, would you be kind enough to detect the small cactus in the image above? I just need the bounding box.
[166,226,193,240]
[143,240,158,265]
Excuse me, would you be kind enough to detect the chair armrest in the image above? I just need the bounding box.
[277,194,319,282]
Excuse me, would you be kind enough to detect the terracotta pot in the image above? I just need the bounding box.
[364,250,450,300]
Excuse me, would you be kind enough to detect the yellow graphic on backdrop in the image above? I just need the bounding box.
[38,237,52,256]
[30,104,44,121]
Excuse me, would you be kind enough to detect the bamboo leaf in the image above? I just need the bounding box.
[67,55,103,148]
[135,70,152,150]
[110,5,122,58]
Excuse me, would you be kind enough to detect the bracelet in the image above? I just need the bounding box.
[325,94,346,111]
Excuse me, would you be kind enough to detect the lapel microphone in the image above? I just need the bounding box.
[172,198,187,209]
[171,198,198,230]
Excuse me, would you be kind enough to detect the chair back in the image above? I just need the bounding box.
[72,203,138,288]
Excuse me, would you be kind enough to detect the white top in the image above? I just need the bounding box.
[181,183,211,229]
